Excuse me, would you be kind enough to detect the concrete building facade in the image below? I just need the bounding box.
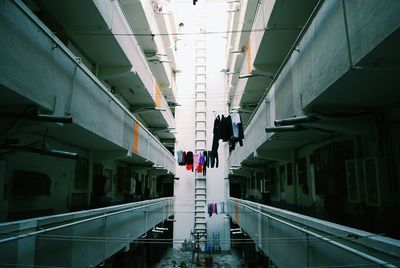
[0,0,399,267]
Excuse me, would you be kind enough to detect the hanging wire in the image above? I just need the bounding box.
[65,28,267,37]
[0,231,384,245]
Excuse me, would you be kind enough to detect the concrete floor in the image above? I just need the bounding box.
[152,248,244,268]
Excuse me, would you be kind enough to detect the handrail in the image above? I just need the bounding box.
[13,0,174,158]
[243,0,325,129]
[228,198,398,268]
[0,197,174,245]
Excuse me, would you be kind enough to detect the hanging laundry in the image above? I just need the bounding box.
[212,115,221,154]
[197,164,203,173]
[182,151,186,165]
[229,113,244,152]
[209,151,218,168]
[177,150,183,165]
[199,152,205,165]
[193,153,200,170]
[202,151,208,175]
[186,151,194,171]
[231,113,244,145]
[220,115,233,142]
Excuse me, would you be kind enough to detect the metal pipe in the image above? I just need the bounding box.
[243,0,325,129]
[0,112,72,123]
[274,115,317,126]
[265,125,305,133]
[228,198,397,268]
[1,144,78,159]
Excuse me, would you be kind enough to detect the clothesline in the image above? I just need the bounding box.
[176,112,244,173]
[176,150,217,174]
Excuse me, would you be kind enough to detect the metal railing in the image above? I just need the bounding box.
[0,197,174,268]
[228,198,400,267]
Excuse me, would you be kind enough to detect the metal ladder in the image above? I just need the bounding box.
[193,36,207,237]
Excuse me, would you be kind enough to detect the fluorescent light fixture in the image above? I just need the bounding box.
[230,228,241,231]
[232,231,242,234]
[230,165,241,170]
[151,229,163,233]
[153,164,164,169]
[156,227,168,231]
[166,218,176,221]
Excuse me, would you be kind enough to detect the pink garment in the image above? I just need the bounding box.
[193,153,200,169]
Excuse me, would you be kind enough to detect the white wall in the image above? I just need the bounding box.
[173,0,230,249]
[173,1,197,246]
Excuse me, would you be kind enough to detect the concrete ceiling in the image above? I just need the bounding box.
[305,27,400,114]
[36,0,130,66]
[236,0,319,125]
[33,0,175,142]
[119,0,171,87]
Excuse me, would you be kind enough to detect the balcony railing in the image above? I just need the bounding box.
[228,198,400,267]
[0,197,174,268]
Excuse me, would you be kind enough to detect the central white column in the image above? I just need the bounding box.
[173,0,230,251]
